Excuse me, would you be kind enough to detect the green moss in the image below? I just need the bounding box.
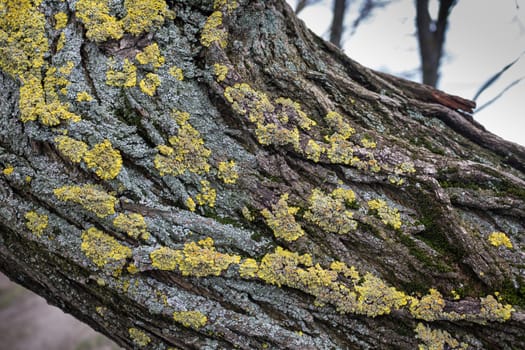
[398,234,452,273]
[498,278,525,308]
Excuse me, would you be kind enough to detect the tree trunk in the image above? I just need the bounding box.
[1,1,524,349]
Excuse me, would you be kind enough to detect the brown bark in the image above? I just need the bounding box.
[0,1,524,349]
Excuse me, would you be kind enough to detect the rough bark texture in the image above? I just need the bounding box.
[1,1,524,349]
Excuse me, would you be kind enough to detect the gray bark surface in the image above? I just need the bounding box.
[0,1,524,349]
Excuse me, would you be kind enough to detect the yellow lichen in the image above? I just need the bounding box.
[25,211,48,236]
[274,97,316,131]
[224,83,274,124]
[106,58,137,87]
[261,193,305,242]
[168,66,184,81]
[173,311,207,329]
[150,237,241,277]
[122,0,172,36]
[305,140,325,162]
[488,231,513,249]
[354,272,408,317]
[53,185,117,218]
[56,32,66,51]
[325,111,355,140]
[135,43,165,68]
[479,295,514,322]
[367,199,401,230]
[241,206,254,221]
[76,91,93,102]
[81,227,132,268]
[195,180,216,208]
[239,258,259,278]
[113,213,149,240]
[415,323,468,350]
[410,288,445,321]
[213,63,228,82]
[200,11,228,48]
[54,135,89,163]
[304,188,358,235]
[2,165,14,176]
[154,110,211,176]
[360,137,376,149]
[75,0,124,42]
[185,197,196,212]
[83,139,123,180]
[128,327,151,347]
[217,160,238,184]
[54,12,68,30]
[213,0,239,12]
[139,73,161,96]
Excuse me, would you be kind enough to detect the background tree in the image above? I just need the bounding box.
[1,0,525,349]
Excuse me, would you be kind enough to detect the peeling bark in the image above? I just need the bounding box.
[0,1,524,349]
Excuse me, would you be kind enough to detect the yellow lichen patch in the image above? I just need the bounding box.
[154,110,211,176]
[329,261,360,282]
[54,135,89,163]
[150,246,179,271]
[488,231,513,249]
[261,193,305,242]
[224,83,274,124]
[128,327,151,347]
[274,97,316,131]
[56,32,66,51]
[53,185,117,218]
[19,76,81,126]
[139,73,161,96]
[409,288,445,321]
[239,258,259,278]
[172,311,207,329]
[217,160,238,184]
[241,206,254,221]
[25,211,48,236]
[195,180,216,208]
[305,140,325,162]
[76,91,93,102]
[168,66,184,81]
[479,295,514,322]
[213,63,228,82]
[325,139,354,164]
[200,11,228,48]
[106,58,137,87]
[135,43,165,68]
[54,12,68,30]
[75,0,123,42]
[83,139,123,180]
[81,227,132,268]
[255,123,301,150]
[213,0,238,12]
[113,213,149,240]
[122,0,172,36]
[185,197,196,212]
[0,0,48,79]
[367,199,401,230]
[150,238,241,277]
[2,165,14,176]
[415,323,468,350]
[304,188,358,235]
[360,137,376,149]
[354,273,408,317]
[325,111,355,140]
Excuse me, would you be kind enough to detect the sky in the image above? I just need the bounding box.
[286,0,525,146]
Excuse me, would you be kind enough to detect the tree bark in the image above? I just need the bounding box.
[1,1,524,349]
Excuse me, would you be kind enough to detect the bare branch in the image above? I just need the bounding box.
[475,77,524,113]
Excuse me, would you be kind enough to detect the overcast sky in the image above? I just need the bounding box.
[287,0,525,146]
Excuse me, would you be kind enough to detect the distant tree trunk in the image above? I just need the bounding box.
[415,0,456,87]
[330,0,348,47]
[1,1,525,349]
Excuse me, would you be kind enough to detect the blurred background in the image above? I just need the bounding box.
[1,0,523,349]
